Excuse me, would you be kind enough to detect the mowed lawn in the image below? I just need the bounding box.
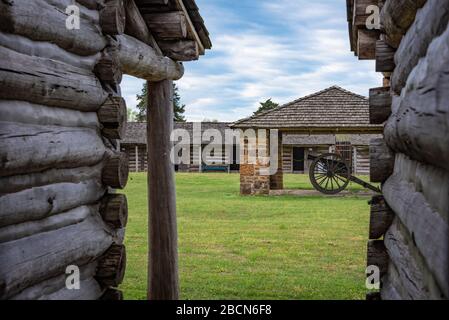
[120,173,371,300]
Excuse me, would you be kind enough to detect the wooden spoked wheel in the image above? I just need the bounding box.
[309,153,350,195]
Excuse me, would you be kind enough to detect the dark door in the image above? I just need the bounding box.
[293,147,305,171]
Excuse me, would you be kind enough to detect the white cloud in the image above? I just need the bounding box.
[121,0,381,122]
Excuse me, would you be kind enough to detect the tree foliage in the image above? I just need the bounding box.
[253,98,280,116]
[135,82,186,122]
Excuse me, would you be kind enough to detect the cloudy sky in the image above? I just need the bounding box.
[121,0,382,122]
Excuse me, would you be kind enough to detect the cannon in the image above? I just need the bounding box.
[307,153,381,195]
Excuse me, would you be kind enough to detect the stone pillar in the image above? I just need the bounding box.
[239,129,271,195]
[270,132,283,190]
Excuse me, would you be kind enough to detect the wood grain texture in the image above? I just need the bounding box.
[0,46,108,111]
[0,0,106,56]
[375,40,395,72]
[0,213,113,299]
[369,138,395,183]
[0,164,103,195]
[0,32,100,71]
[117,34,184,80]
[10,262,101,300]
[99,194,128,229]
[147,80,179,300]
[383,171,449,297]
[369,195,394,239]
[0,122,107,177]
[98,96,127,139]
[367,240,389,277]
[144,12,187,40]
[100,0,126,35]
[124,0,162,54]
[0,205,97,243]
[391,0,449,94]
[357,29,380,60]
[158,40,199,61]
[380,0,427,48]
[385,23,449,172]
[0,180,105,228]
[383,218,446,299]
[369,86,392,124]
[95,244,126,287]
[102,152,129,189]
[0,100,99,128]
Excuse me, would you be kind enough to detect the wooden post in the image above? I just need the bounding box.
[147,80,179,300]
[135,145,139,172]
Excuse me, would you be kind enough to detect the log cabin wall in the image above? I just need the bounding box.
[0,0,211,300]
[347,0,449,300]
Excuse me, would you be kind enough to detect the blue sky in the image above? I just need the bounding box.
[121,0,381,122]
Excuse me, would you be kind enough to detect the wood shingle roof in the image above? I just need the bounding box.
[231,86,382,131]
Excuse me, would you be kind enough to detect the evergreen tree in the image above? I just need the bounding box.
[253,98,279,116]
[135,82,186,122]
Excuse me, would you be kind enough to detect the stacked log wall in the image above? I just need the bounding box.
[0,0,130,300]
[351,0,449,300]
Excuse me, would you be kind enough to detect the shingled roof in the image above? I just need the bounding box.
[231,86,382,132]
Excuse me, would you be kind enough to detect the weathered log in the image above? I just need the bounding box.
[391,0,449,94]
[0,214,113,299]
[369,138,394,183]
[97,97,127,139]
[375,40,395,72]
[0,0,107,56]
[45,0,101,24]
[173,0,205,54]
[384,218,445,299]
[0,164,102,195]
[369,86,392,124]
[147,80,179,300]
[0,100,99,128]
[100,0,126,35]
[99,194,128,229]
[102,152,129,189]
[368,195,394,239]
[381,263,407,300]
[100,288,123,300]
[380,0,427,48]
[125,0,163,55]
[158,40,199,61]
[0,205,97,244]
[117,34,184,80]
[77,0,102,10]
[0,46,108,111]
[384,24,449,172]
[0,180,105,228]
[0,122,107,177]
[357,29,379,60]
[94,46,123,85]
[367,240,388,277]
[144,12,187,40]
[95,244,126,287]
[383,172,449,297]
[392,153,449,221]
[10,262,100,300]
[0,32,100,71]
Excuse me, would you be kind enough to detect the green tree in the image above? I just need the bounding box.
[135,82,186,122]
[253,98,279,116]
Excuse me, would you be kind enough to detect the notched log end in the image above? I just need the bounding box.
[95,244,126,288]
[99,193,128,229]
[102,152,129,189]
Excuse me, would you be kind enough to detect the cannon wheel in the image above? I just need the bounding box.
[309,153,350,195]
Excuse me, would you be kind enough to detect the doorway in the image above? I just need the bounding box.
[293,147,305,172]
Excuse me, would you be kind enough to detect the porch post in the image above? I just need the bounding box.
[147,80,179,300]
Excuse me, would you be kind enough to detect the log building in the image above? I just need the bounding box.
[347,0,449,300]
[0,0,210,300]
[231,86,383,195]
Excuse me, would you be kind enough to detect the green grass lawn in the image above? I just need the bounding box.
[120,173,371,300]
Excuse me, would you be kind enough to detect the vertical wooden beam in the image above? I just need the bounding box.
[135,145,139,172]
[147,80,179,300]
